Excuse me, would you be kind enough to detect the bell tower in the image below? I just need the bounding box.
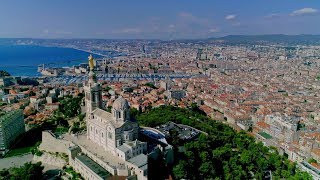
[84,55,102,120]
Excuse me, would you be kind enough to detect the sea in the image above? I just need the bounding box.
[0,45,103,77]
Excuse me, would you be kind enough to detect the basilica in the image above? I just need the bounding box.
[38,55,148,180]
[84,55,147,161]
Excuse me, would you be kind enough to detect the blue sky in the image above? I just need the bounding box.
[0,0,319,39]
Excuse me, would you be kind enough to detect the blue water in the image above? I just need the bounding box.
[0,45,101,77]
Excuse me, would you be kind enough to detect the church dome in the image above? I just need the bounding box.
[113,96,129,110]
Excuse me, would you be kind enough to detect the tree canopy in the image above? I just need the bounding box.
[58,95,83,118]
[0,70,10,77]
[134,105,312,180]
[144,82,157,89]
[0,162,44,180]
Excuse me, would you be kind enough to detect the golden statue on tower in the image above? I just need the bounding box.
[88,54,95,70]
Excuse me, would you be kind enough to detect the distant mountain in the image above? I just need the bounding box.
[209,34,320,45]
[2,35,320,45]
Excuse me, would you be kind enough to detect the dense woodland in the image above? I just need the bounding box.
[57,95,83,118]
[134,105,312,180]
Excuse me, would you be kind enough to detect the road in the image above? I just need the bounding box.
[0,153,33,170]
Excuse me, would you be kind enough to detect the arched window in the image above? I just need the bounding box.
[102,133,104,137]
[118,111,121,118]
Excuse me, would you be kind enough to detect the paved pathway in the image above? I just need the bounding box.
[0,153,33,170]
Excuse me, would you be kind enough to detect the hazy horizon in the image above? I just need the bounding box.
[1,34,320,41]
[1,0,320,39]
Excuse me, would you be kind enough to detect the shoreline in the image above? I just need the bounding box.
[15,44,109,57]
[0,45,110,68]
[28,44,109,58]
[0,45,110,77]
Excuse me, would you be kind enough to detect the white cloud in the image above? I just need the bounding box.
[43,29,49,34]
[179,12,194,18]
[225,14,237,20]
[264,13,280,19]
[168,24,175,29]
[177,12,211,28]
[120,28,141,33]
[290,8,318,16]
[43,29,73,35]
[231,22,241,26]
[55,30,72,35]
[209,28,220,33]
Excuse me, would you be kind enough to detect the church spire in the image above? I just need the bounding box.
[88,54,95,71]
[84,54,102,121]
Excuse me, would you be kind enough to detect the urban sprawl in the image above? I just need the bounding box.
[1,39,320,179]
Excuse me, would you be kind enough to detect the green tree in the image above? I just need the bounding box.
[0,70,10,77]
[144,82,157,89]
[130,108,140,119]
[137,105,312,179]
[308,158,317,164]
[78,113,85,122]
[288,170,313,180]
[0,162,44,180]
[106,106,112,113]
[58,96,82,118]
[104,86,112,92]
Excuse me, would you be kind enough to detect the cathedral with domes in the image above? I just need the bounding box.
[39,55,148,180]
[84,55,147,161]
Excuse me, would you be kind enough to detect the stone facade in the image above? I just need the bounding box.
[84,64,147,156]
[83,65,148,179]
[39,57,148,179]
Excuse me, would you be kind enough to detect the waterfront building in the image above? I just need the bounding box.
[0,110,25,155]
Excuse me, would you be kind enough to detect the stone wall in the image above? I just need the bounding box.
[33,152,67,168]
[78,144,120,176]
[125,160,147,180]
[39,131,74,154]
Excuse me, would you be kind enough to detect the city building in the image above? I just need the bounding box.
[0,110,25,155]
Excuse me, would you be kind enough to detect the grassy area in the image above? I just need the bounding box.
[64,167,83,179]
[54,126,69,136]
[259,132,273,139]
[4,127,42,158]
[5,146,34,157]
